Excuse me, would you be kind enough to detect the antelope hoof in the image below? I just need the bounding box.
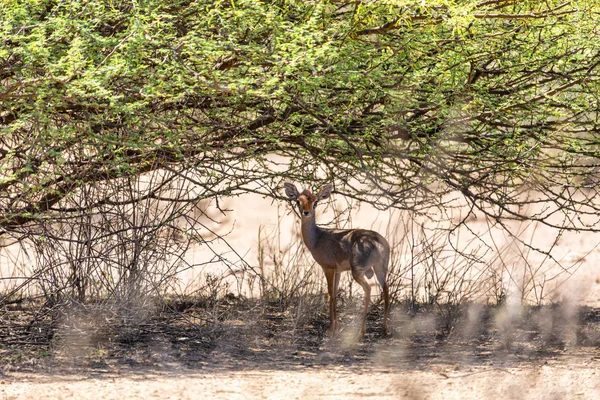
[384,322,391,336]
[325,322,339,336]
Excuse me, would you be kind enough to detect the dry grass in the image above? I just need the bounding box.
[2,297,600,375]
[2,191,600,398]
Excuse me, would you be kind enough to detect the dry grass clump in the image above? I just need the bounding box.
[0,193,596,372]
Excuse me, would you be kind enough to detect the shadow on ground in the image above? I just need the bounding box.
[2,299,600,378]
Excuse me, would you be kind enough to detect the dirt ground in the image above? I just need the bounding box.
[2,302,600,400]
[4,359,600,400]
[4,190,600,399]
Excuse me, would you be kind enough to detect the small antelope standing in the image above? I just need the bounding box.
[284,182,390,336]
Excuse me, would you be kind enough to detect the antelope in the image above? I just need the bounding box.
[283,182,390,336]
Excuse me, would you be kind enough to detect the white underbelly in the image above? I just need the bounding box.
[336,260,351,272]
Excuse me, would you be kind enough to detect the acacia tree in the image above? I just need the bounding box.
[1,1,600,301]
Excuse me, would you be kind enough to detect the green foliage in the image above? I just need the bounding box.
[1,0,600,230]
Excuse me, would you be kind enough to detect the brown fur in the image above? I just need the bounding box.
[284,182,391,336]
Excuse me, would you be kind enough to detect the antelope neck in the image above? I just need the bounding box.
[300,214,322,251]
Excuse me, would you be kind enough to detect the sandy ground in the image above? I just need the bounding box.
[4,357,600,400]
[4,188,600,399]
[4,306,600,400]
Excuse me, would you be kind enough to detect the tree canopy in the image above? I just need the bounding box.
[2,0,600,235]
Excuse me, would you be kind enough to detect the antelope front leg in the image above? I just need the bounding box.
[333,271,341,330]
[324,268,338,334]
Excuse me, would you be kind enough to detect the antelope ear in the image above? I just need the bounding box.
[317,183,333,200]
[283,182,299,200]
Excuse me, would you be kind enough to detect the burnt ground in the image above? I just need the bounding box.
[2,299,600,399]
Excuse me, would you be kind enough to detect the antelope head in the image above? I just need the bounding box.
[284,183,333,218]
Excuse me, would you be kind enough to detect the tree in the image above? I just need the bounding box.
[1,1,600,302]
